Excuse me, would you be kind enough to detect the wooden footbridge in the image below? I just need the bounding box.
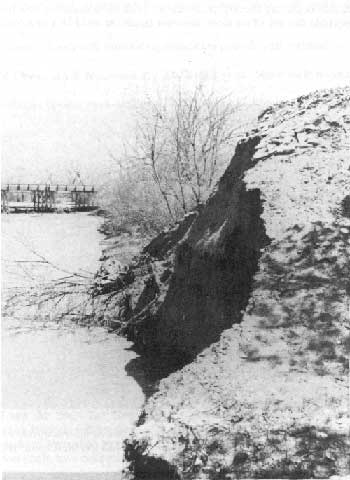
[1,184,98,213]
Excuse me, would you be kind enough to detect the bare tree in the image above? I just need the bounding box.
[133,107,177,221]
[170,85,240,208]
[97,84,247,234]
[129,85,241,219]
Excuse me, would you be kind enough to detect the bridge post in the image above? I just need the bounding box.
[1,190,9,213]
[50,190,55,211]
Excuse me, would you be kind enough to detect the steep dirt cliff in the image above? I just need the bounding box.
[97,87,350,478]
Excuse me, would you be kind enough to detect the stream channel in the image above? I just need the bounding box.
[2,213,145,478]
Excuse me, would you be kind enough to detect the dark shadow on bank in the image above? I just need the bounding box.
[124,345,192,399]
[124,138,271,401]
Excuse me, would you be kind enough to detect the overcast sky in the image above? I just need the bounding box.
[1,0,350,184]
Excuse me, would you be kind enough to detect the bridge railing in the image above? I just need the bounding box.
[1,184,96,193]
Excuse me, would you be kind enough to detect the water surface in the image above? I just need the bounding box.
[2,213,144,474]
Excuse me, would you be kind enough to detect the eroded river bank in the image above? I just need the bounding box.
[2,213,145,475]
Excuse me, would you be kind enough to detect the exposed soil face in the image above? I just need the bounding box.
[105,138,270,374]
[154,137,270,358]
[94,87,350,479]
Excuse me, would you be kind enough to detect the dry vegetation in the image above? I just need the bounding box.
[97,85,248,235]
